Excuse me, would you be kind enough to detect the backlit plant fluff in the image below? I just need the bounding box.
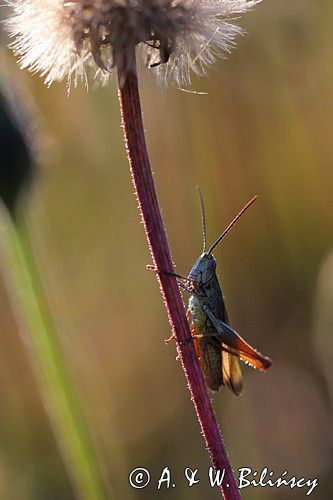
[6,0,260,87]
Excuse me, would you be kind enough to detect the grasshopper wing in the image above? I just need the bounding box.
[201,340,223,391]
[222,350,243,396]
[190,305,243,395]
[188,313,223,391]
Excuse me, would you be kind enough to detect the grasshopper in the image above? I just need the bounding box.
[150,190,272,395]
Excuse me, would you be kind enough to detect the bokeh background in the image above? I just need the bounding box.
[0,0,332,498]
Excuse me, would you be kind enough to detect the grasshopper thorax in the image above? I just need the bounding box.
[188,252,217,287]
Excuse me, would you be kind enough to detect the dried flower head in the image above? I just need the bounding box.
[5,0,261,87]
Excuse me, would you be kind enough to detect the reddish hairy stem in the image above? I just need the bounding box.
[118,63,240,500]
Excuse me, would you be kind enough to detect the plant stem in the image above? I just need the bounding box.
[117,59,241,499]
[0,209,108,500]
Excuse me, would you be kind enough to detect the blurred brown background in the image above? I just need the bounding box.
[0,0,332,498]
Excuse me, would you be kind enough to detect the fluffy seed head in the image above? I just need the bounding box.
[5,0,261,88]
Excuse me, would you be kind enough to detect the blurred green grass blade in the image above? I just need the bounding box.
[0,208,109,499]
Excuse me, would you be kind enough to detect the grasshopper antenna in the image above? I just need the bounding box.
[208,195,258,255]
[197,187,207,253]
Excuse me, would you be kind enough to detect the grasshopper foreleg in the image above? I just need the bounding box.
[146,265,194,293]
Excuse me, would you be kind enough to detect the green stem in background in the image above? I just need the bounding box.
[0,208,108,500]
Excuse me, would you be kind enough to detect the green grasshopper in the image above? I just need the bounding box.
[150,191,272,395]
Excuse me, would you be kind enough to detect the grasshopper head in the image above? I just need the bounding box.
[188,252,216,286]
